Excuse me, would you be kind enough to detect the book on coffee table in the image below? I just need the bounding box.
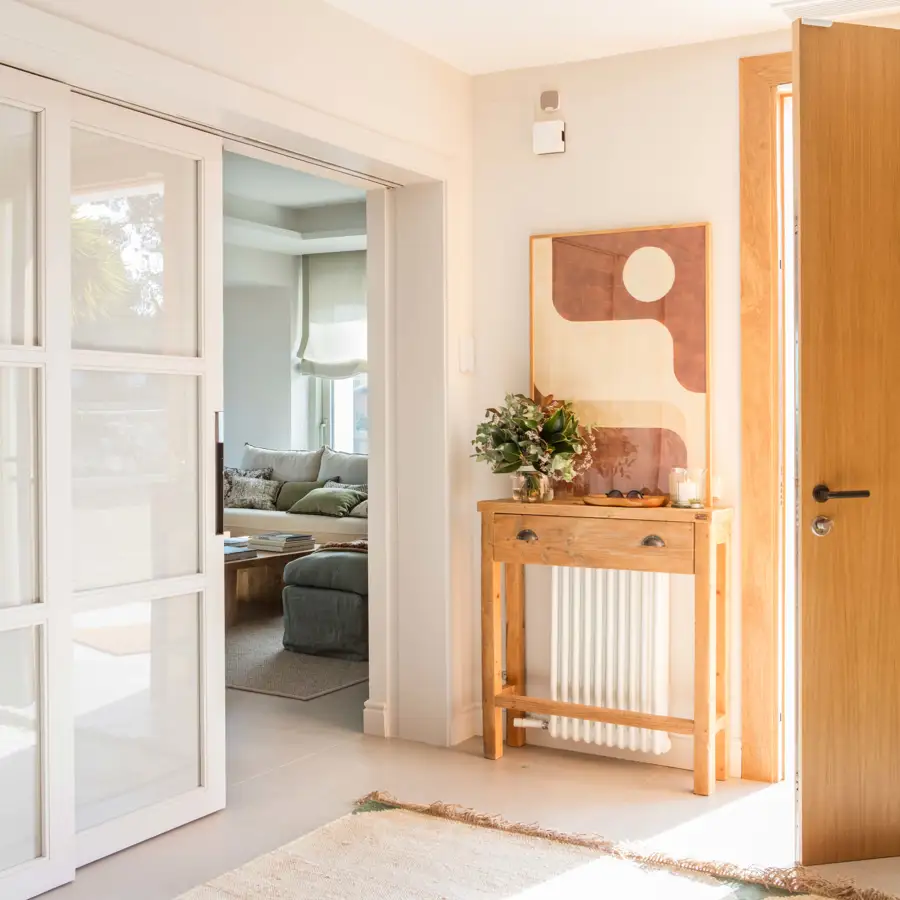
[224,545,257,562]
[247,532,314,553]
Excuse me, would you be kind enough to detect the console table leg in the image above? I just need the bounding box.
[694,519,717,796]
[716,527,732,781]
[506,563,526,748]
[482,515,503,759]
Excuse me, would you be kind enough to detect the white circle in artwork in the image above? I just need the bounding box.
[622,246,676,303]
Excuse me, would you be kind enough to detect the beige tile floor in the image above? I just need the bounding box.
[44,686,900,899]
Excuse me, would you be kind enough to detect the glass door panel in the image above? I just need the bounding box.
[71,371,199,592]
[0,102,37,347]
[70,95,223,870]
[0,367,39,608]
[70,128,199,357]
[73,594,201,832]
[0,626,41,871]
[0,64,75,900]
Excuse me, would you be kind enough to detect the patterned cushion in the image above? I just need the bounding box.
[349,499,368,518]
[227,475,281,511]
[324,480,368,495]
[224,466,273,507]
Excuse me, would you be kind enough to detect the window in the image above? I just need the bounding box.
[332,374,368,454]
[308,374,368,454]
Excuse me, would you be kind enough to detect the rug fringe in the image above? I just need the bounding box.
[356,791,897,900]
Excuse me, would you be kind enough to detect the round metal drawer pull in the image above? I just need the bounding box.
[516,529,538,542]
[640,534,666,548]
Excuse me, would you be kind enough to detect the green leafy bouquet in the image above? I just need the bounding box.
[472,393,596,483]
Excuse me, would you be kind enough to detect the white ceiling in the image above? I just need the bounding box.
[322,0,789,74]
[223,152,366,208]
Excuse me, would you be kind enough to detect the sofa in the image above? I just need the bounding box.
[224,444,368,545]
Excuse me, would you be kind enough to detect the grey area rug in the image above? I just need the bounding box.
[177,793,889,900]
[226,610,368,701]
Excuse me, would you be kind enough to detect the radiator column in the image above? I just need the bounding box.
[549,566,671,755]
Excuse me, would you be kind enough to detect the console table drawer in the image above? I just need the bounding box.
[491,514,695,574]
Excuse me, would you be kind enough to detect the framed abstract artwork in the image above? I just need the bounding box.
[530,223,711,498]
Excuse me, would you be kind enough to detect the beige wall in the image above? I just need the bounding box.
[16,0,471,160]
[223,286,294,467]
[471,28,792,769]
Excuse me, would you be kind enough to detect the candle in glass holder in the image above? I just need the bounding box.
[669,467,687,499]
[676,479,697,504]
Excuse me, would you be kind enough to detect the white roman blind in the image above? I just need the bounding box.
[296,250,366,379]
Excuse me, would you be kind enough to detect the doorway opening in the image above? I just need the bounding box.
[220,148,373,757]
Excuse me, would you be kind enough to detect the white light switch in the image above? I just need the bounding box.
[533,120,565,155]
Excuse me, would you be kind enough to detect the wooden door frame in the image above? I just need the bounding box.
[739,51,792,784]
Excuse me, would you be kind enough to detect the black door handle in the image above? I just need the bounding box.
[215,411,225,536]
[812,483,871,503]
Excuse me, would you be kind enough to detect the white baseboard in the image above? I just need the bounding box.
[450,702,482,746]
[363,699,389,738]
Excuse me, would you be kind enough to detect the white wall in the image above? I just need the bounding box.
[223,286,294,466]
[224,246,296,289]
[471,29,792,770]
[394,182,451,743]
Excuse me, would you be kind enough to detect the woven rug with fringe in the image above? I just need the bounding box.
[177,791,896,900]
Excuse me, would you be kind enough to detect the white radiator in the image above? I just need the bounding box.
[549,567,671,755]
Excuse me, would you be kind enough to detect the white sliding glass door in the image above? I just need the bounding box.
[0,63,225,900]
[69,96,225,867]
[0,64,75,900]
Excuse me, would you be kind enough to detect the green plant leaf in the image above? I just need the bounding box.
[543,408,565,434]
[498,442,521,462]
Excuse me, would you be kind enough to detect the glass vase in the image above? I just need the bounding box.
[511,469,553,503]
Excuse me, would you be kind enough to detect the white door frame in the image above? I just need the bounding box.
[220,139,399,737]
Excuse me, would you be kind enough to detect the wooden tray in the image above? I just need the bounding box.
[583,494,668,509]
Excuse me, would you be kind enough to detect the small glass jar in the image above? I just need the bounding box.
[670,467,707,507]
[511,468,553,503]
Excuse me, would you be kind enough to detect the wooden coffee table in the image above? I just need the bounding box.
[225,547,315,628]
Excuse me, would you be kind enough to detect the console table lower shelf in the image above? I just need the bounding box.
[478,499,733,796]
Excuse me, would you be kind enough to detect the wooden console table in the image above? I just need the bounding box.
[478,499,733,795]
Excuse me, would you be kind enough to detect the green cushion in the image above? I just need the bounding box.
[276,480,324,512]
[288,487,366,517]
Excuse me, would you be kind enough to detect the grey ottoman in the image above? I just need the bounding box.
[282,551,368,661]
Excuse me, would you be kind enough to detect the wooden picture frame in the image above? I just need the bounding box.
[529,222,712,503]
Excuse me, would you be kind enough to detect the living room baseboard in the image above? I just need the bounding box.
[364,699,389,738]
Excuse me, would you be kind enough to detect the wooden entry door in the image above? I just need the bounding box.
[796,19,900,866]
